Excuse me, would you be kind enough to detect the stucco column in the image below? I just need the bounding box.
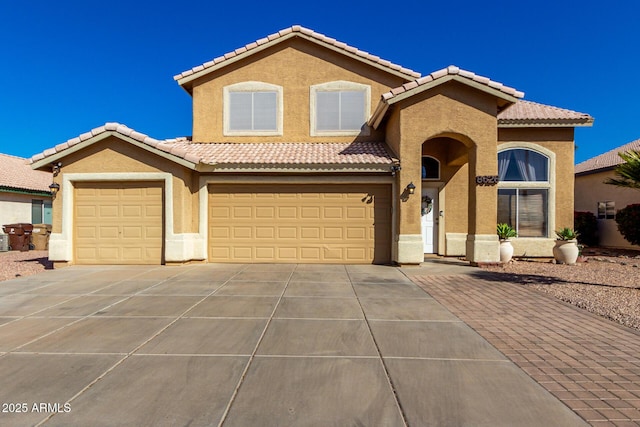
[466,145,500,264]
[395,169,424,264]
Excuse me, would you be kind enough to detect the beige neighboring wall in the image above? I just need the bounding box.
[52,137,198,236]
[190,38,408,143]
[575,169,640,249]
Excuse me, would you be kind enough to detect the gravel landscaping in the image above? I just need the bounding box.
[0,250,52,282]
[485,250,640,331]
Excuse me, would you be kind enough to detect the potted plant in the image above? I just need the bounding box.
[553,228,580,265]
[497,223,517,263]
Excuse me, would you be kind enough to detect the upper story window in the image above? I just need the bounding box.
[498,149,548,182]
[223,82,283,136]
[310,81,370,136]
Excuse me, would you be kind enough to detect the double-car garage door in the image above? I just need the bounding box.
[208,184,391,264]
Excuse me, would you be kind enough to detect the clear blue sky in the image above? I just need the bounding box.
[1,0,638,164]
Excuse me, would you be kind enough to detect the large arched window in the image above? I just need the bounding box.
[498,148,550,237]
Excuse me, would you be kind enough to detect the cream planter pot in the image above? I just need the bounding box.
[499,240,514,263]
[553,239,579,265]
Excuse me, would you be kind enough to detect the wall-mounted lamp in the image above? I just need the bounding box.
[51,162,62,177]
[406,182,416,195]
[49,182,60,197]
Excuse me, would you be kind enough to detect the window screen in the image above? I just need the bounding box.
[316,90,365,131]
[229,91,277,131]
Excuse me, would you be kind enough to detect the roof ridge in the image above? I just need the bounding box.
[381,65,524,102]
[174,25,421,83]
[29,123,202,165]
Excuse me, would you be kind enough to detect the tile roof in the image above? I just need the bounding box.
[575,138,640,174]
[174,25,421,85]
[381,65,525,102]
[29,123,201,167]
[29,123,395,170]
[498,100,594,127]
[170,141,396,166]
[0,153,52,193]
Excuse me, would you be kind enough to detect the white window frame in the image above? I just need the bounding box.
[310,81,371,136]
[497,143,556,238]
[223,81,283,136]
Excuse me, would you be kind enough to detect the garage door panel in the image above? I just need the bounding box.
[74,182,163,265]
[208,184,391,264]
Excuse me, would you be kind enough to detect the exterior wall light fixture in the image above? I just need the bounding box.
[406,182,416,195]
[49,182,60,197]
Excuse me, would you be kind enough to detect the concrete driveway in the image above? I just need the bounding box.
[0,263,585,426]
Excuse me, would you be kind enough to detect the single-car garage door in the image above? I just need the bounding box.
[74,182,164,264]
[208,184,391,264]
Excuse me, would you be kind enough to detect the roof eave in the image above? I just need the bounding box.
[575,165,616,176]
[498,118,594,128]
[31,132,199,171]
[202,163,394,173]
[175,32,419,90]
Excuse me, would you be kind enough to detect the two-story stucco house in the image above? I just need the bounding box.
[30,26,593,267]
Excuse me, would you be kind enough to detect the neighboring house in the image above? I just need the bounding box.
[575,139,640,249]
[0,153,53,230]
[29,26,593,267]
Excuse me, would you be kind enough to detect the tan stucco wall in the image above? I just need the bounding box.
[52,137,198,235]
[396,82,499,237]
[575,170,640,249]
[498,128,575,232]
[190,38,408,143]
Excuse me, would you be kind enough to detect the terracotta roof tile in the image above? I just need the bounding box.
[498,100,593,126]
[29,123,395,170]
[174,26,421,83]
[575,139,640,174]
[381,65,525,103]
[169,142,395,166]
[0,153,52,193]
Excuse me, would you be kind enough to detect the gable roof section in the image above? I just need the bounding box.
[174,25,421,91]
[29,123,396,173]
[575,138,640,175]
[0,153,52,194]
[369,66,525,129]
[498,100,593,127]
[29,123,200,171]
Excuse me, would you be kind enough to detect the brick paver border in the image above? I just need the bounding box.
[410,273,640,427]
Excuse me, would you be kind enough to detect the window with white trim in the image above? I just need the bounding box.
[497,148,550,237]
[223,82,283,136]
[310,81,370,136]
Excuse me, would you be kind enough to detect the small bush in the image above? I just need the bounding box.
[615,204,640,245]
[574,211,598,246]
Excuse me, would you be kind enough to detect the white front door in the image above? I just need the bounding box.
[421,188,438,253]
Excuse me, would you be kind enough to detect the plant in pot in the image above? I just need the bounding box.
[553,228,580,265]
[497,223,517,263]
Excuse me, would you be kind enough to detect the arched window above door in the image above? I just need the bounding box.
[422,156,440,180]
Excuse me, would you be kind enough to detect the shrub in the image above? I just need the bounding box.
[615,204,640,245]
[555,227,579,240]
[496,223,517,240]
[574,211,598,246]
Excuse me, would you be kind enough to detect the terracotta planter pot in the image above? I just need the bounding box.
[553,239,579,265]
[499,240,514,263]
